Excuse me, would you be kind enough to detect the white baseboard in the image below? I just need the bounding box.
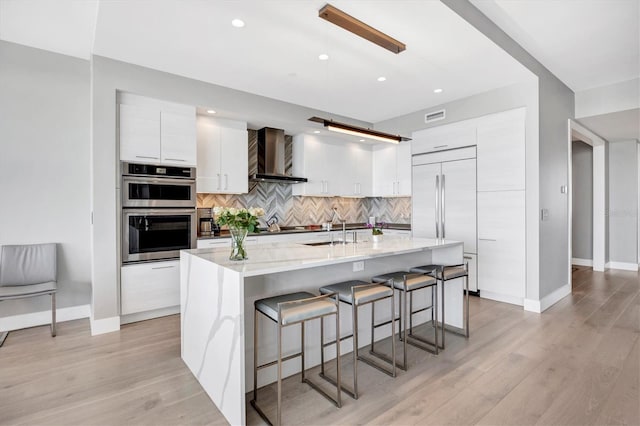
[524,283,572,313]
[90,315,120,335]
[480,290,523,307]
[120,306,180,325]
[572,258,593,267]
[605,262,639,271]
[0,304,90,332]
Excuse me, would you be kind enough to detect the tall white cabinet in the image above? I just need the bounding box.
[196,116,248,194]
[412,107,526,305]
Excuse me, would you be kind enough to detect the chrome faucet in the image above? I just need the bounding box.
[329,207,347,244]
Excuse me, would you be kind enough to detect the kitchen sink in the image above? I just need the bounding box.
[303,241,350,246]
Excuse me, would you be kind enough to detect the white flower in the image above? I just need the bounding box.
[228,207,237,215]
[254,207,265,217]
[213,206,223,215]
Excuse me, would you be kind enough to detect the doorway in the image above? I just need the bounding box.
[567,120,606,288]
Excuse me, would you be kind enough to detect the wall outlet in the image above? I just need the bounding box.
[353,261,364,272]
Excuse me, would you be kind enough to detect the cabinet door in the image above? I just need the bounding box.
[442,158,477,253]
[197,238,231,249]
[372,145,397,196]
[121,260,180,315]
[477,108,526,191]
[160,111,197,166]
[412,120,476,155]
[292,136,331,196]
[196,118,222,193]
[119,104,160,163]
[395,142,412,196]
[342,143,371,196]
[220,127,248,193]
[411,162,441,238]
[477,191,525,303]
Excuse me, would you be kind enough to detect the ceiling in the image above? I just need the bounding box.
[578,108,640,143]
[471,0,640,92]
[0,0,532,126]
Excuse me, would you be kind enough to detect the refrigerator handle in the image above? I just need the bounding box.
[442,174,446,239]
[435,175,440,239]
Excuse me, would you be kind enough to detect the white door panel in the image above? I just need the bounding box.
[442,158,477,253]
[412,163,441,238]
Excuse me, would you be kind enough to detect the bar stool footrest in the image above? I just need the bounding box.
[319,372,357,400]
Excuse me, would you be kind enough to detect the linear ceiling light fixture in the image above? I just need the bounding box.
[318,4,406,54]
[309,117,410,144]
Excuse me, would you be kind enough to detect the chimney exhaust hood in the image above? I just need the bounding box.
[250,127,308,184]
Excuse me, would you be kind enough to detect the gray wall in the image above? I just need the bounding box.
[91,55,371,321]
[0,41,91,317]
[608,141,638,264]
[442,0,576,301]
[572,141,593,260]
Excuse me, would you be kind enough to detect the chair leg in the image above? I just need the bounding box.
[277,321,283,426]
[301,321,305,382]
[352,304,359,399]
[252,308,259,403]
[51,293,56,338]
[0,331,8,347]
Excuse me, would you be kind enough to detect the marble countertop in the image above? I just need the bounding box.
[183,237,462,277]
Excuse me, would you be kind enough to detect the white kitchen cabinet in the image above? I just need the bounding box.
[160,111,197,166]
[477,191,526,305]
[341,142,372,197]
[292,135,342,196]
[121,260,180,315]
[412,119,476,155]
[372,142,411,197]
[197,116,248,194]
[119,93,196,166]
[476,107,526,191]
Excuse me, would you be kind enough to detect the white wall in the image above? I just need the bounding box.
[572,141,593,260]
[0,41,91,317]
[608,140,638,265]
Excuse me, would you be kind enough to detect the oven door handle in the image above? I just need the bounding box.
[122,176,196,185]
[122,208,196,215]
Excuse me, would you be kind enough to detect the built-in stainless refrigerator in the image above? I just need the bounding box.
[412,147,478,292]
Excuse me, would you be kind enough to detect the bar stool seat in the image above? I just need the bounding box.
[319,280,393,306]
[372,272,437,291]
[256,291,338,325]
[251,291,342,426]
[410,263,470,350]
[318,279,396,399]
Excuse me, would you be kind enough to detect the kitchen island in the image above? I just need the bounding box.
[180,237,464,425]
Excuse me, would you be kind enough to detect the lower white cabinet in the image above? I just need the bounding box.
[477,191,526,304]
[197,237,257,249]
[121,260,180,315]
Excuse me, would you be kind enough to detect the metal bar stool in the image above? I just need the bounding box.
[251,291,342,426]
[318,280,396,399]
[371,272,438,369]
[410,263,469,350]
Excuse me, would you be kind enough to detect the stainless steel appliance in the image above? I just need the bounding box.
[122,162,196,208]
[249,127,308,183]
[122,208,196,263]
[122,162,197,263]
[412,147,478,291]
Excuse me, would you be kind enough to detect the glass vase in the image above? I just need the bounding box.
[229,226,249,261]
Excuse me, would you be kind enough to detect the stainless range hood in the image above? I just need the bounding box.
[249,127,308,183]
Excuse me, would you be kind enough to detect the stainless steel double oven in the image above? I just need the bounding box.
[121,162,197,263]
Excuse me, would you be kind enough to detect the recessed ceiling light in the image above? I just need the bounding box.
[377,76,386,82]
[206,110,216,114]
[359,139,365,142]
[318,53,329,61]
[434,88,443,93]
[231,19,245,28]
[313,130,320,134]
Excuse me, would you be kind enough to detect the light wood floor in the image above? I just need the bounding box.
[1,266,638,425]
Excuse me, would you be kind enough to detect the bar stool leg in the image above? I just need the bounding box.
[277,320,283,426]
[433,284,439,354]
[320,317,325,376]
[370,302,375,353]
[465,274,470,338]
[253,307,259,403]
[440,276,445,350]
[334,301,342,408]
[352,304,359,399]
[403,289,408,369]
[409,291,414,335]
[301,321,305,383]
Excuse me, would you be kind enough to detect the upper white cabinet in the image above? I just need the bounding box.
[292,135,336,196]
[412,119,476,155]
[341,142,372,197]
[197,116,248,194]
[372,142,411,197]
[476,108,526,191]
[118,93,196,166]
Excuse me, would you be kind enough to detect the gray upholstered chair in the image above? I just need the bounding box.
[0,243,57,347]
